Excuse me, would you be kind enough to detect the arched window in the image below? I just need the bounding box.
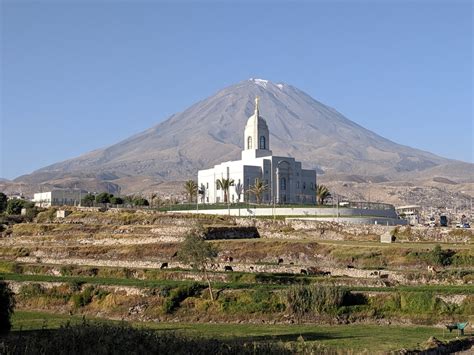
[280,177,286,191]
[247,136,252,149]
[259,136,266,149]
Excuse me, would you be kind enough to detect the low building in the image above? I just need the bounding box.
[33,189,88,207]
[198,98,317,204]
[396,205,421,226]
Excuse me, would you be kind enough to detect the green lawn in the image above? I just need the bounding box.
[11,311,466,352]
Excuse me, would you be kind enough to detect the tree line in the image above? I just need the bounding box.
[80,193,150,207]
[183,179,332,205]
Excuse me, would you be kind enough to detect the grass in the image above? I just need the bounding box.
[10,310,467,352]
[2,272,473,294]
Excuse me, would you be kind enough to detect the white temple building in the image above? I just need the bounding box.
[198,98,316,204]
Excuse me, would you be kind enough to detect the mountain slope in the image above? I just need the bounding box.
[15,78,471,186]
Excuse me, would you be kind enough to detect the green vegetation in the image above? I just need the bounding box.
[133,197,149,206]
[248,178,268,204]
[2,321,291,355]
[215,178,234,203]
[163,283,203,313]
[286,284,349,320]
[316,184,331,205]
[110,196,124,205]
[5,199,34,215]
[0,192,7,213]
[0,280,15,334]
[184,180,198,203]
[81,193,95,206]
[7,311,469,353]
[95,192,113,204]
[178,228,219,300]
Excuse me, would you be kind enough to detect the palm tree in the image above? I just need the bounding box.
[184,180,198,203]
[249,178,268,204]
[216,178,234,203]
[316,184,331,205]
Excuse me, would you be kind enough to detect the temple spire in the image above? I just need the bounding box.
[254,96,259,116]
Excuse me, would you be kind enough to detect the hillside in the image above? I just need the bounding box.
[6,78,473,203]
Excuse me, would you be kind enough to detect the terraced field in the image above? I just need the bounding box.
[1,209,473,353]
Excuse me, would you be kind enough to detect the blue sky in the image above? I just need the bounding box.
[1,0,472,179]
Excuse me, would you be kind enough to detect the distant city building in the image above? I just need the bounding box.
[33,189,88,207]
[396,205,421,225]
[198,98,316,204]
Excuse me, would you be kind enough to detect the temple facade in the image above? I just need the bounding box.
[198,98,316,204]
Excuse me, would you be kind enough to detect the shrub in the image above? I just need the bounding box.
[286,284,348,318]
[163,283,202,314]
[219,289,285,314]
[450,252,474,267]
[95,193,113,204]
[0,193,7,213]
[429,244,453,266]
[81,194,95,207]
[60,265,75,276]
[6,199,34,215]
[18,283,45,298]
[133,198,149,207]
[0,280,15,334]
[71,286,95,309]
[110,196,124,205]
[36,208,58,223]
[68,280,84,292]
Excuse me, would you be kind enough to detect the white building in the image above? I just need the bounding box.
[198,98,316,204]
[395,205,421,226]
[33,189,88,207]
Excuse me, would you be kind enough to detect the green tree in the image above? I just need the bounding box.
[178,228,218,301]
[184,180,198,203]
[316,185,331,205]
[110,196,124,205]
[6,199,34,215]
[95,192,112,204]
[216,178,234,204]
[0,193,7,213]
[123,195,135,205]
[249,178,268,204]
[0,280,15,334]
[81,193,95,207]
[133,197,149,206]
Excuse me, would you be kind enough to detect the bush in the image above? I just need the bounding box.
[163,283,203,314]
[0,280,15,334]
[286,284,348,318]
[6,199,34,215]
[133,198,149,207]
[36,208,58,223]
[71,286,95,309]
[428,244,454,266]
[81,194,95,207]
[18,283,45,298]
[95,193,113,204]
[0,193,7,213]
[110,196,124,205]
